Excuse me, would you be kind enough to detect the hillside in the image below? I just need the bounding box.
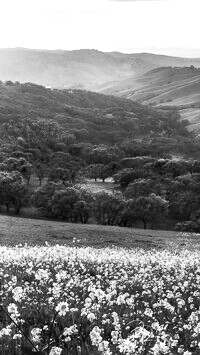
[98,66,200,105]
[0,81,189,144]
[1,48,200,132]
[1,48,200,89]
[95,66,200,132]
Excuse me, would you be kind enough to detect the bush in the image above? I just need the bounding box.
[175,220,200,232]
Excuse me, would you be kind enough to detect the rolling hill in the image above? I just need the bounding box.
[94,66,200,132]
[1,48,200,89]
[0,81,189,145]
[97,66,200,105]
[1,48,200,131]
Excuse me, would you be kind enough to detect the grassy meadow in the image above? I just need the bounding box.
[0,214,198,249]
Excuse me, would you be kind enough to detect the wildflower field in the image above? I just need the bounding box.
[1,245,200,354]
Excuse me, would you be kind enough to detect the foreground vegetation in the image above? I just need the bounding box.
[0,244,200,354]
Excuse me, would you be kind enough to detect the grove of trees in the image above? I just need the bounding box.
[0,106,200,231]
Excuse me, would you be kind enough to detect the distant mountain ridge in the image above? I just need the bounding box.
[1,48,200,89]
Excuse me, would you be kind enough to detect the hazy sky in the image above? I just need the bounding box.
[1,0,200,57]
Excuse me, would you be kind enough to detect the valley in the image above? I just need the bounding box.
[1,50,200,355]
[2,0,200,352]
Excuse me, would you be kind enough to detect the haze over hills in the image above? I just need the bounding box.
[1,48,200,131]
[96,66,200,104]
[1,48,200,89]
[94,66,200,132]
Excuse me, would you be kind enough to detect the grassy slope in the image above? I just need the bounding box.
[96,67,200,131]
[179,108,200,131]
[97,67,200,105]
[0,214,197,249]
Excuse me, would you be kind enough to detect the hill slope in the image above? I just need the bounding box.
[95,66,200,132]
[0,81,188,144]
[1,48,200,89]
[98,66,200,105]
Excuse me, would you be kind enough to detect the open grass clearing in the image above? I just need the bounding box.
[82,178,119,194]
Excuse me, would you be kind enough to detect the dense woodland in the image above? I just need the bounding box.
[1,81,200,231]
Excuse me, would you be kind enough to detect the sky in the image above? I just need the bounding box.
[1,0,200,57]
